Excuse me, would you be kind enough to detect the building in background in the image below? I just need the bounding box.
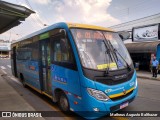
[109,14,160,71]
[0,40,11,58]
[109,13,160,43]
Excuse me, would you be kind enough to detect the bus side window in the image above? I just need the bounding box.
[53,42,61,62]
[31,41,39,61]
[50,35,77,70]
[17,46,31,60]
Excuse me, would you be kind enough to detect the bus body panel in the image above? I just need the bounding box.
[79,82,138,119]
[154,45,160,71]
[94,71,137,98]
[70,71,138,119]
[17,60,41,90]
[156,45,160,62]
[51,64,83,111]
[51,64,81,96]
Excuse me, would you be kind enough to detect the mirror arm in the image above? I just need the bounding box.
[119,34,123,40]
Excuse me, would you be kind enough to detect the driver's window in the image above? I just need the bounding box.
[52,38,73,62]
[50,33,76,70]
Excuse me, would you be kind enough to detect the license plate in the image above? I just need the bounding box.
[120,102,128,109]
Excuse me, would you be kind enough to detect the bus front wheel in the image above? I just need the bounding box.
[59,92,70,112]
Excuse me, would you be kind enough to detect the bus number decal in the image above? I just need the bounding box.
[77,32,82,39]
[85,32,91,39]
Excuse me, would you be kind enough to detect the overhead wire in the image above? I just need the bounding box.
[31,2,50,24]
[24,0,47,27]
[5,0,159,40]
[110,0,155,18]
[9,0,42,40]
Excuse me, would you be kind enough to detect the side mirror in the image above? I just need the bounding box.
[59,29,66,39]
[59,29,67,53]
[118,31,130,41]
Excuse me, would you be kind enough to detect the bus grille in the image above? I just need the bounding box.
[95,70,134,85]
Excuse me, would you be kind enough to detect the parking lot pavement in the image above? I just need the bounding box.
[137,71,160,81]
[0,69,45,120]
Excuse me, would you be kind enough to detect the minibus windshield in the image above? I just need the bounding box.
[71,29,132,71]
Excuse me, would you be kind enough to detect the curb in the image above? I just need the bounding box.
[137,75,160,81]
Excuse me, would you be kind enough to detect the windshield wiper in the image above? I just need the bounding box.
[105,37,131,71]
[103,41,112,75]
[113,49,131,71]
[105,49,111,75]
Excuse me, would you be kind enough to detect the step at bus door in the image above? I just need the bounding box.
[40,39,52,95]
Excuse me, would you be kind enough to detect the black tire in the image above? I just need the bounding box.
[20,74,26,87]
[58,92,70,112]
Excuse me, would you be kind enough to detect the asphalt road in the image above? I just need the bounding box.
[0,59,160,120]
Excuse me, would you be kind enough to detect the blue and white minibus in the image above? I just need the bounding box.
[11,22,138,119]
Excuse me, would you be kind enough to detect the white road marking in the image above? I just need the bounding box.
[1,69,7,74]
[1,66,6,69]
[7,65,11,68]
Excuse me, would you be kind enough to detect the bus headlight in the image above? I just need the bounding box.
[134,78,138,89]
[87,88,110,101]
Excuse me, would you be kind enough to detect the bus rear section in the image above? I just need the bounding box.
[11,23,138,119]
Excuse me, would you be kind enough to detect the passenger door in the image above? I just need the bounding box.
[39,39,52,94]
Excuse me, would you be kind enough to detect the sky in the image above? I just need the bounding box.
[1,0,160,41]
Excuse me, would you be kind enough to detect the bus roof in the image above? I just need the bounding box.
[67,23,113,31]
[13,22,113,44]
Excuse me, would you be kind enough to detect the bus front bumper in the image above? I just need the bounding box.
[78,86,138,119]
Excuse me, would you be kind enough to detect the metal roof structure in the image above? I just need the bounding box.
[109,13,160,31]
[125,41,160,53]
[0,0,34,34]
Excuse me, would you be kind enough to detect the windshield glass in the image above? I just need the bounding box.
[71,29,132,70]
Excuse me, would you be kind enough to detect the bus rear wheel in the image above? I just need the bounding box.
[20,74,26,87]
[59,92,70,112]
